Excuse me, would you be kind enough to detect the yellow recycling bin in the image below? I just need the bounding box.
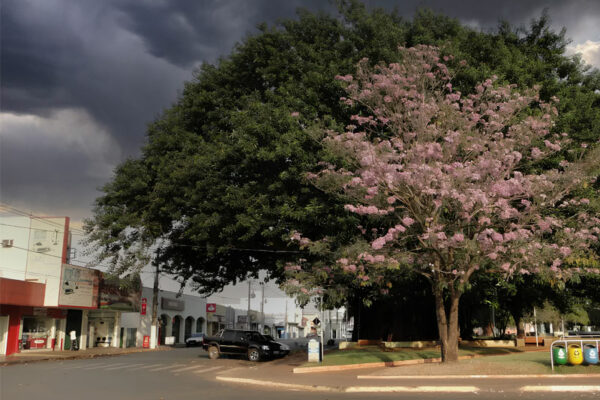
[568,344,584,365]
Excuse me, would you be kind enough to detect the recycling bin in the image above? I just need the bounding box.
[583,344,599,365]
[568,344,584,365]
[553,345,568,365]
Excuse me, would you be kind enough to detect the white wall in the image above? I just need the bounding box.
[26,217,68,307]
[0,216,69,306]
[124,287,207,346]
[0,216,32,280]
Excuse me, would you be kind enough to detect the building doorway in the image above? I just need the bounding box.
[172,315,182,343]
[64,310,82,350]
[0,316,8,355]
[159,314,169,345]
[184,317,194,340]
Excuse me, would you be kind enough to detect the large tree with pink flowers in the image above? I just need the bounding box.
[287,45,600,362]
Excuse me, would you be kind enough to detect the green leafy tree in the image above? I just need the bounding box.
[85,2,600,304]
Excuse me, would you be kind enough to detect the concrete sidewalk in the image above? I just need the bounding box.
[216,359,600,394]
[213,347,600,393]
[0,346,171,366]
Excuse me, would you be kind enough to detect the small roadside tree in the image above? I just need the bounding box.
[287,45,599,362]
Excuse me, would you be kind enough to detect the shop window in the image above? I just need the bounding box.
[126,328,137,347]
[21,317,51,350]
[90,318,114,347]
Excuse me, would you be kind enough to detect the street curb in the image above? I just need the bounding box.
[215,376,342,392]
[521,385,600,392]
[217,376,482,393]
[293,354,479,373]
[345,385,479,393]
[0,347,171,367]
[357,373,600,379]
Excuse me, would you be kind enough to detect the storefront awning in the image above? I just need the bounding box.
[0,277,45,306]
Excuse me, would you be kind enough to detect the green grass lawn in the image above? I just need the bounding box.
[303,347,440,367]
[469,350,600,375]
[299,346,502,367]
[298,346,600,374]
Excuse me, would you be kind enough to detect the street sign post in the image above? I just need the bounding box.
[312,316,324,363]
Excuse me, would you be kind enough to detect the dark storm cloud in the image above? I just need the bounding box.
[111,0,335,67]
[1,0,598,220]
[1,0,189,153]
[369,0,600,42]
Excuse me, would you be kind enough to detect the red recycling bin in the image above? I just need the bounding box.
[143,335,150,348]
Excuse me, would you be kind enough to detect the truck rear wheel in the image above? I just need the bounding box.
[248,348,260,362]
[208,346,219,360]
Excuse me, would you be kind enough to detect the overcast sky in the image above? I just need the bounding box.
[1,0,599,226]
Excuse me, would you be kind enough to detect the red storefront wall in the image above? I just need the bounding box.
[0,278,46,356]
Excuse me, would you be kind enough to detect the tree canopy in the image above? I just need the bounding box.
[283,44,599,361]
[84,1,600,298]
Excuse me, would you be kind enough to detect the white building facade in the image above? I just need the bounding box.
[121,287,207,346]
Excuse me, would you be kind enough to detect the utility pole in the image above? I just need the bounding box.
[260,283,265,333]
[150,249,160,349]
[320,296,324,362]
[328,309,332,341]
[284,298,288,339]
[534,307,539,348]
[247,280,252,330]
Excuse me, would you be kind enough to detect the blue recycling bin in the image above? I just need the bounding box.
[583,344,599,365]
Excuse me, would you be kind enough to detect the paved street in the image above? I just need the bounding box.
[2,348,600,400]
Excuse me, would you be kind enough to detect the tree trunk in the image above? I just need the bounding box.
[351,296,361,342]
[433,286,461,362]
[511,311,525,338]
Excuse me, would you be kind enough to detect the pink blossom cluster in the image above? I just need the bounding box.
[316,45,599,283]
[344,204,392,215]
[290,231,310,246]
[285,46,599,299]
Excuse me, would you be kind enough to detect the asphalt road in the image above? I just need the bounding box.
[1,348,599,400]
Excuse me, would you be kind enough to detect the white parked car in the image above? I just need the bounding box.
[185,333,206,347]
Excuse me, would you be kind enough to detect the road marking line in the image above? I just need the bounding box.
[148,363,186,372]
[192,366,223,375]
[358,374,600,379]
[137,364,164,369]
[521,385,600,392]
[345,386,479,393]
[215,376,340,392]
[104,363,145,371]
[171,365,205,373]
[83,363,125,370]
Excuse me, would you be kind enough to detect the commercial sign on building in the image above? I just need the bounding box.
[98,274,141,312]
[161,297,184,311]
[58,264,100,308]
[206,303,216,313]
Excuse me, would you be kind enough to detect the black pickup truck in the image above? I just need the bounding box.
[202,329,290,361]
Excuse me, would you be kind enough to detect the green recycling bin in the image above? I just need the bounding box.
[553,345,568,365]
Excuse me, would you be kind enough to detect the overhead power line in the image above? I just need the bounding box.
[5,244,99,268]
[0,222,86,237]
[0,203,86,234]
